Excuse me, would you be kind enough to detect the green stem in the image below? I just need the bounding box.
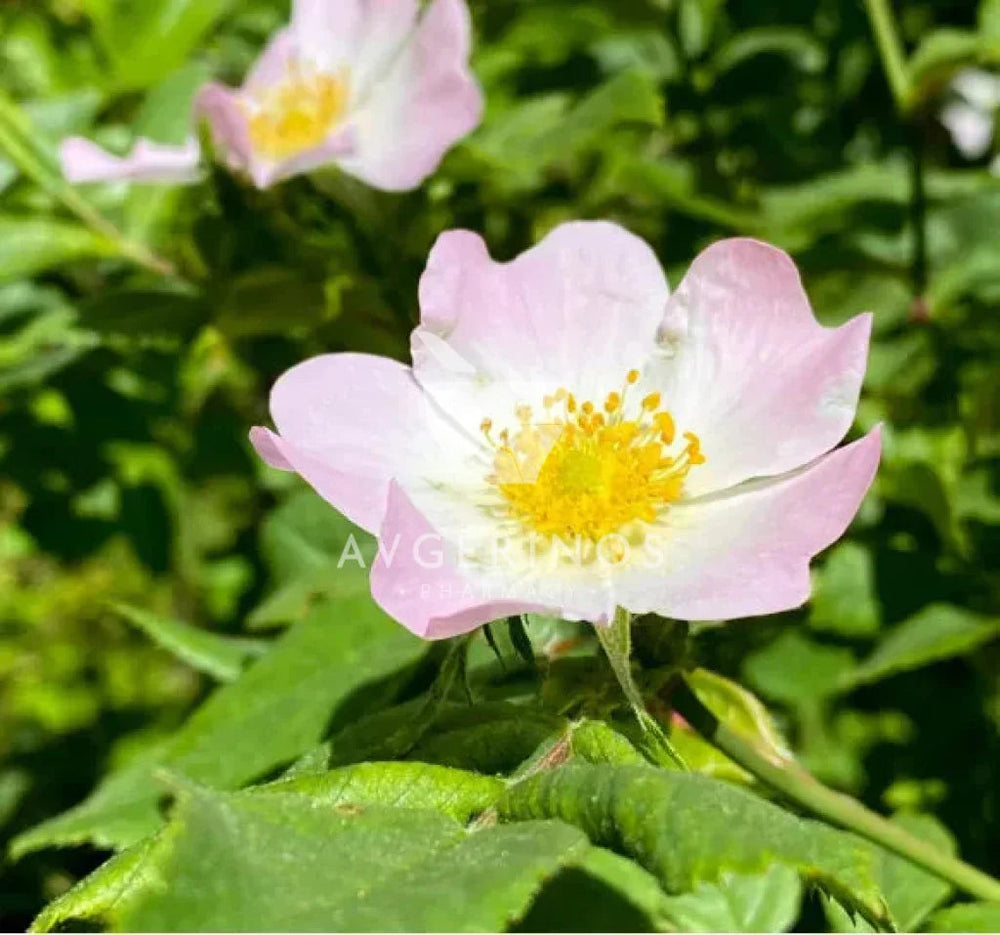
[863,0,912,113]
[908,122,929,300]
[596,608,686,769]
[671,677,1000,903]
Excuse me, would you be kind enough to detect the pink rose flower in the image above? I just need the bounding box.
[252,222,881,639]
[196,0,482,190]
[59,0,482,192]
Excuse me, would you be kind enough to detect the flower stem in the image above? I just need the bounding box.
[671,676,1000,902]
[596,608,687,769]
[863,0,912,113]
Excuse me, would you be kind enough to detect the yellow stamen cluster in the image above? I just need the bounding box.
[484,372,705,542]
[247,66,349,159]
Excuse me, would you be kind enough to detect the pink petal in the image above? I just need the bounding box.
[614,427,882,621]
[59,136,201,184]
[194,82,255,173]
[650,238,873,496]
[339,0,482,191]
[251,353,471,533]
[290,0,365,70]
[248,426,294,471]
[412,221,670,436]
[245,28,297,91]
[370,482,554,640]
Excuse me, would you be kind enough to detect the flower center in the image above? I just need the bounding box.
[483,370,705,542]
[247,67,349,159]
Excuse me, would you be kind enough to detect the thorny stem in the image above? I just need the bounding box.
[671,676,1000,903]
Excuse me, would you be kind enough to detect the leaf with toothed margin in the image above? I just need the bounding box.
[496,764,890,928]
[35,777,594,933]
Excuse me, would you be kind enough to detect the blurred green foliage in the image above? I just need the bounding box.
[1,0,999,930]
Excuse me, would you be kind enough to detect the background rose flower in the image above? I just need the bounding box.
[252,221,880,639]
[196,0,483,190]
[57,0,482,191]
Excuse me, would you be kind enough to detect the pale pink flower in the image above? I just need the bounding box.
[59,136,202,185]
[195,0,483,190]
[59,0,481,191]
[252,222,881,639]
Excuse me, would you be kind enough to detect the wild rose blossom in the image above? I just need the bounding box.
[59,0,482,191]
[251,222,881,639]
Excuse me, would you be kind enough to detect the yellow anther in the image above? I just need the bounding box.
[491,382,706,542]
[248,68,350,160]
[627,369,640,385]
[480,418,493,434]
[654,411,675,444]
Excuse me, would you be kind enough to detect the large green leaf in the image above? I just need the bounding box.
[497,764,890,927]
[82,780,592,932]
[843,605,1000,690]
[11,597,426,855]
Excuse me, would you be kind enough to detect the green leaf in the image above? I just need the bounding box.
[823,813,956,932]
[409,702,566,774]
[568,719,647,766]
[214,267,330,339]
[88,0,233,91]
[711,27,826,76]
[469,70,663,193]
[659,864,803,933]
[518,846,673,933]
[111,781,591,932]
[111,603,268,682]
[253,761,504,824]
[11,597,426,856]
[78,289,208,340]
[744,631,856,706]
[927,901,1000,932]
[497,764,889,927]
[248,487,375,629]
[0,217,115,282]
[843,605,1000,690]
[30,839,158,934]
[809,542,882,638]
[671,668,792,783]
